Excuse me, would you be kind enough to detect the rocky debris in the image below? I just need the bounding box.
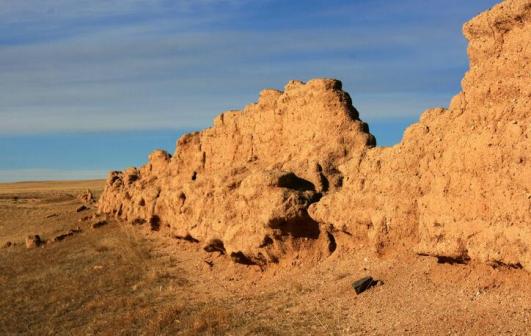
[98,0,530,270]
[25,235,43,249]
[435,255,471,265]
[80,213,104,222]
[52,227,82,242]
[204,239,226,254]
[352,276,377,295]
[76,205,88,212]
[78,189,95,204]
[92,220,107,229]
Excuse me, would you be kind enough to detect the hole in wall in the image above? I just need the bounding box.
[150,215,161,231]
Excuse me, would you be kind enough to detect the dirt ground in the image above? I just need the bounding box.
[0,180,529,335]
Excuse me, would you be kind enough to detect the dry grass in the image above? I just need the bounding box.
[144,303,233,335]
[1,180,530,335]
[0,226,167,334]
[0,180,104,194]
[0,180,187,335]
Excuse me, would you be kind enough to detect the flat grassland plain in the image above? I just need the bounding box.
[0,180,530,335]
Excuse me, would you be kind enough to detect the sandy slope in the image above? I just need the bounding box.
[0,180,529,335]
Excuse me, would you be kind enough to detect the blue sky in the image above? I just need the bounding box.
[0,0,499,182]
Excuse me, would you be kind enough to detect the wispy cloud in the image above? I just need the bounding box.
[0,0,499,134]
[0,0,250,24]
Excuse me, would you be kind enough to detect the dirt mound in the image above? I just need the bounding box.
[98,0,530,270]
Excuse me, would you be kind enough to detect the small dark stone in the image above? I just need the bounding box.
[53,234,68,242]
[53,227,82,242]
[92,220,107,229]
[352,276,376,294]
[230,251,256,265]
[76,205,88,212]
[204,239,226,254]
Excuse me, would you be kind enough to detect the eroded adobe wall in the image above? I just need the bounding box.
[310,0,530,269]
[98,79,375,264]
[99,0,530,270]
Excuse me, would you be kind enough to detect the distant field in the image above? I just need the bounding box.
[0,179,104,194]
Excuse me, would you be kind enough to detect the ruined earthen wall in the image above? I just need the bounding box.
[99,0,530,270]
[311,0,530,269]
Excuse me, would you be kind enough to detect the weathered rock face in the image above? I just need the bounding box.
[98,79,375,264]
[310,0,530,270]
[99,0,530,270]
